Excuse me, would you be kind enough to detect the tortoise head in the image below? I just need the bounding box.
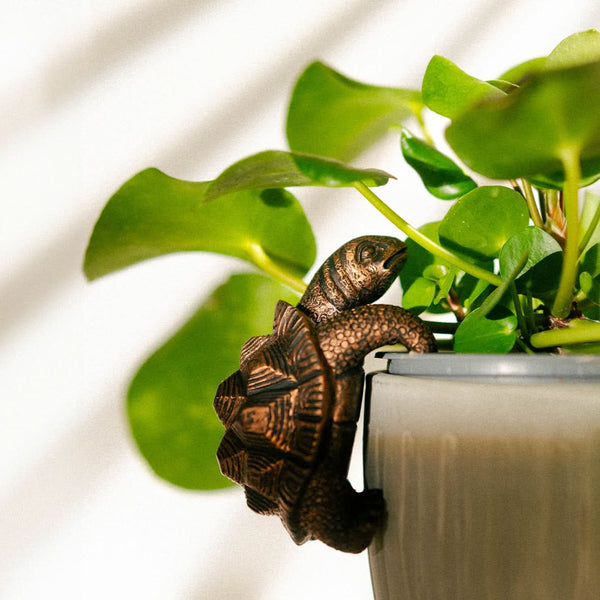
[344,236,408,303]
[299,235,407,320]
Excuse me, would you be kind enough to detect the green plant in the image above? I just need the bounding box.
[85,30,600,490]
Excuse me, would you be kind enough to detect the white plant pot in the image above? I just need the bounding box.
[364,353,600,600]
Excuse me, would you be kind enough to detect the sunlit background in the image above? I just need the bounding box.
[2,1,599,598]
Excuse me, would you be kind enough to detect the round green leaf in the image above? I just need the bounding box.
[446,60,600,180]
[399,221,485,315]
[204,150,392,201]
[434,269,457,304]
[498,57,546,84]
[486,79,519,93]
[525,159,600,190]
[580,243,600,280]
[422,263,449,281]
[458,276,491,312]
[422,55,505,119]
[127,273,300,489]
[453,308,517,353]
[580,191,600,254]
[400,222,447,291]
[497,30,600,90]
[545,29,600,70]
[499,227,563,294]
[580,271,600,307]
[399,222,454,314]
[438,186,529,262]
[583,305,600,322]
[286,61,422,162]
[401,276,437,314]
[400,128,477,199]
[84,168,316,281]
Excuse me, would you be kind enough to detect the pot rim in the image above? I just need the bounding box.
[376,352,600,382]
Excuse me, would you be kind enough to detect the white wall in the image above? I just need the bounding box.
[2,1,598,598]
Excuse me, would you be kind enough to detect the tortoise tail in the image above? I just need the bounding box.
[316,304,437,373]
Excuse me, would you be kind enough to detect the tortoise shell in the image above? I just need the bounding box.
[214,300,332,535]
[213,235,436,552]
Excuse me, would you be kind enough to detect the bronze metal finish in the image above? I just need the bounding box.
[213,235,437,553]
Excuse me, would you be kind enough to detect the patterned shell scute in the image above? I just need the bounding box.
[215,428,247,485]
[240,301,331,462]
[215,300,332,515]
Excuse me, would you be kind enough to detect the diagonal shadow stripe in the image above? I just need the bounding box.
[0,223,89,339]
[0,0,398,339]
[5,0,591,354]
[0,0,215,144]
[0,399,126,578]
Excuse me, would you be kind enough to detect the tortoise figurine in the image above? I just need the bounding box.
[213,235,437,553]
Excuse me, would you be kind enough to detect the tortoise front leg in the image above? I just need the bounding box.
[317,304,437,373]
[331,366,363,424]
[297,422,385,553]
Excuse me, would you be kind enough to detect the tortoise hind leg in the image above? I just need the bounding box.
[298,422,385,553]
[300,469,384,553]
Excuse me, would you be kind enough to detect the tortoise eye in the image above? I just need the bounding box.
[357,243,377,262]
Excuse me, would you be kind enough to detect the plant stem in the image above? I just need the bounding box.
[353,182,503,287]
[245,243,307,294]
[515,337,535,354]
[544,188,567,244]
[510,283,529,338]
[475,249,528,319]
[525,290,537,333]
[520,179,544,228]
[551,147,582,318]
[530,319,600,348]
[538,188,547,222]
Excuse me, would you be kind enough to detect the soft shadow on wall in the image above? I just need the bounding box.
[2,0,600,598]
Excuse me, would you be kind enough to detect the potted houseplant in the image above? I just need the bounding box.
[84,30,600,597]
